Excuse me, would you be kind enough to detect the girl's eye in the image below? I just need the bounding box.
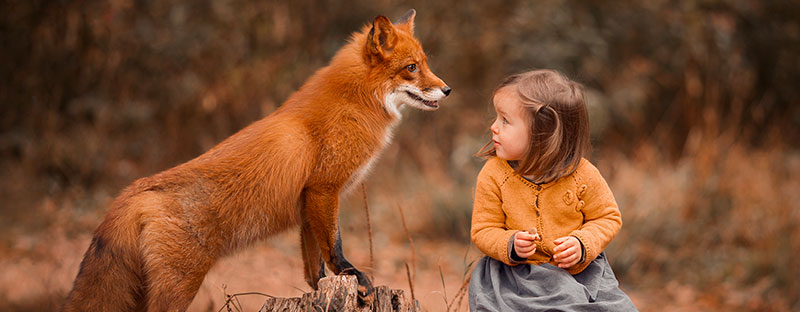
[502,117,509,124]
[406,64,417,73]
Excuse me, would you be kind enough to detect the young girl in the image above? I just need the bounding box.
[469,69,636,311]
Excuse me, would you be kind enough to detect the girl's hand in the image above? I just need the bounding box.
[553,236,581,269]
[513,228,541,259]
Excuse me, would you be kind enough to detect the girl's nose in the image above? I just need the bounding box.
[490,120,499,135]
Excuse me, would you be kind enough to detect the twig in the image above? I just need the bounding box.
[291,285,307,294]
[217,292,276,312]
[448,274,472,312]
[221,284,232,312]
[405,262,416,302]
[462,235,472,266]
[397,204,417,283]
[448,257,477,312]
[233,293,244,312]
[361,183,374,283]
[449,243,479,312]
[438,264,448,306]
[225,293,233,312]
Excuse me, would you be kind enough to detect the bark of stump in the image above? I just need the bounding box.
[259,275,420,312]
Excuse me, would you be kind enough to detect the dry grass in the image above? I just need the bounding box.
[1,139,797,311]
[1,120,797,312]
[602,136,799,311]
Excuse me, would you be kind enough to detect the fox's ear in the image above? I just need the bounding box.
[367,15,397,59]
[394,9,416,35]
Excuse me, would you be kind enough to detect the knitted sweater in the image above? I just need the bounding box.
[470,157,622,275]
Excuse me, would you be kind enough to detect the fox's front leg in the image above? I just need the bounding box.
[300,216,326,289]
[303,186,374,296]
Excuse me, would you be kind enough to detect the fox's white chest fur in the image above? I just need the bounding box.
[341,113,400,196]
[340,85,446,195]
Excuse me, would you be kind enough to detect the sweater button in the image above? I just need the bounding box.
[563,190,575,205]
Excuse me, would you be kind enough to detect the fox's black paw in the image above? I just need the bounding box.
[355,274,374,298]
[341,268,374,300]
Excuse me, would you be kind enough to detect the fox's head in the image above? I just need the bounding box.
[362,9,451,117]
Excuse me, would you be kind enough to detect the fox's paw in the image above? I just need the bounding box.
[341,267,374,300]
[355,273,374,299]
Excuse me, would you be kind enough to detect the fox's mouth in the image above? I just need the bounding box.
[406,91,439,108]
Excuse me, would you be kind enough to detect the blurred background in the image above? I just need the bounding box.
[1,0,799,311]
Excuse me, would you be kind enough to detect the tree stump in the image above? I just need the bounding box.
[259,275,420,312]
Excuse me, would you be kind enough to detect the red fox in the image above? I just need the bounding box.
[62,9,449,312]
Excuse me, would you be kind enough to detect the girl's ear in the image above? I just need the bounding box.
[367,15,397,60]
[394,9,416,35]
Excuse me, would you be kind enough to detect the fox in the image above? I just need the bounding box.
[61,9,449,312]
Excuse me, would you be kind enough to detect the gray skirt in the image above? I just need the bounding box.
[468,253,637,312]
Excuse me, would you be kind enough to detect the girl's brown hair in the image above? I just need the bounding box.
[477,69,591,184]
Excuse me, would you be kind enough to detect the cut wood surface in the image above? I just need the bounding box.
[259,276,420,312]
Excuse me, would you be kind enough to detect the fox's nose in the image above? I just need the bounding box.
[442,86,452,96]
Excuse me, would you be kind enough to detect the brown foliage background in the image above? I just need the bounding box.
[1,0,798,311]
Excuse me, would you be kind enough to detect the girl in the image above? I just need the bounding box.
[469,69,636,311]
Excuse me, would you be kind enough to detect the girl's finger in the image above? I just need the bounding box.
[516,243,533,251]
[564,256,579,267]
[555,248,577,262]
[562,246,577,258]
[555,242,568,253]
[554,241,573,254]
[559,262,574,269]
[516,239,534,248]
[553,236,568,245]
[516,232,534,241]
[564,251,578,262]
[558,253,578,267]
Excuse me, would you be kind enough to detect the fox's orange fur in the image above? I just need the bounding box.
[62,9,449,312]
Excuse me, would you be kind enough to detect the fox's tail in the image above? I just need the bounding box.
[61,199,144,312]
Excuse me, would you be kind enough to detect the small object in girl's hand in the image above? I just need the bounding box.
[528,228,542,241]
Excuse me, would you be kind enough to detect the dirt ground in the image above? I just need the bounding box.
[0,224,660,312]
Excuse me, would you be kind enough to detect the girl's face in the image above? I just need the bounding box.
[490,86,530,161]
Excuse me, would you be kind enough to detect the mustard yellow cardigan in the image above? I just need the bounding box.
[470,157,622,275]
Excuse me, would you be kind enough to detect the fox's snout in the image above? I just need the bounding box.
[423,85,452,99]
[394,82,450,112]
[425,85,451,98]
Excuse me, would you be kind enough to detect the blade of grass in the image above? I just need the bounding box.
[405,262,416,302]
[361,183,374,283]
[439,264,448,306]
[397,203,417,282]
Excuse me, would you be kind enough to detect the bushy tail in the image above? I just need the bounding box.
[62,203,144,312]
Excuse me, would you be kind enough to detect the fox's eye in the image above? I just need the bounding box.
[406,64,417,73]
